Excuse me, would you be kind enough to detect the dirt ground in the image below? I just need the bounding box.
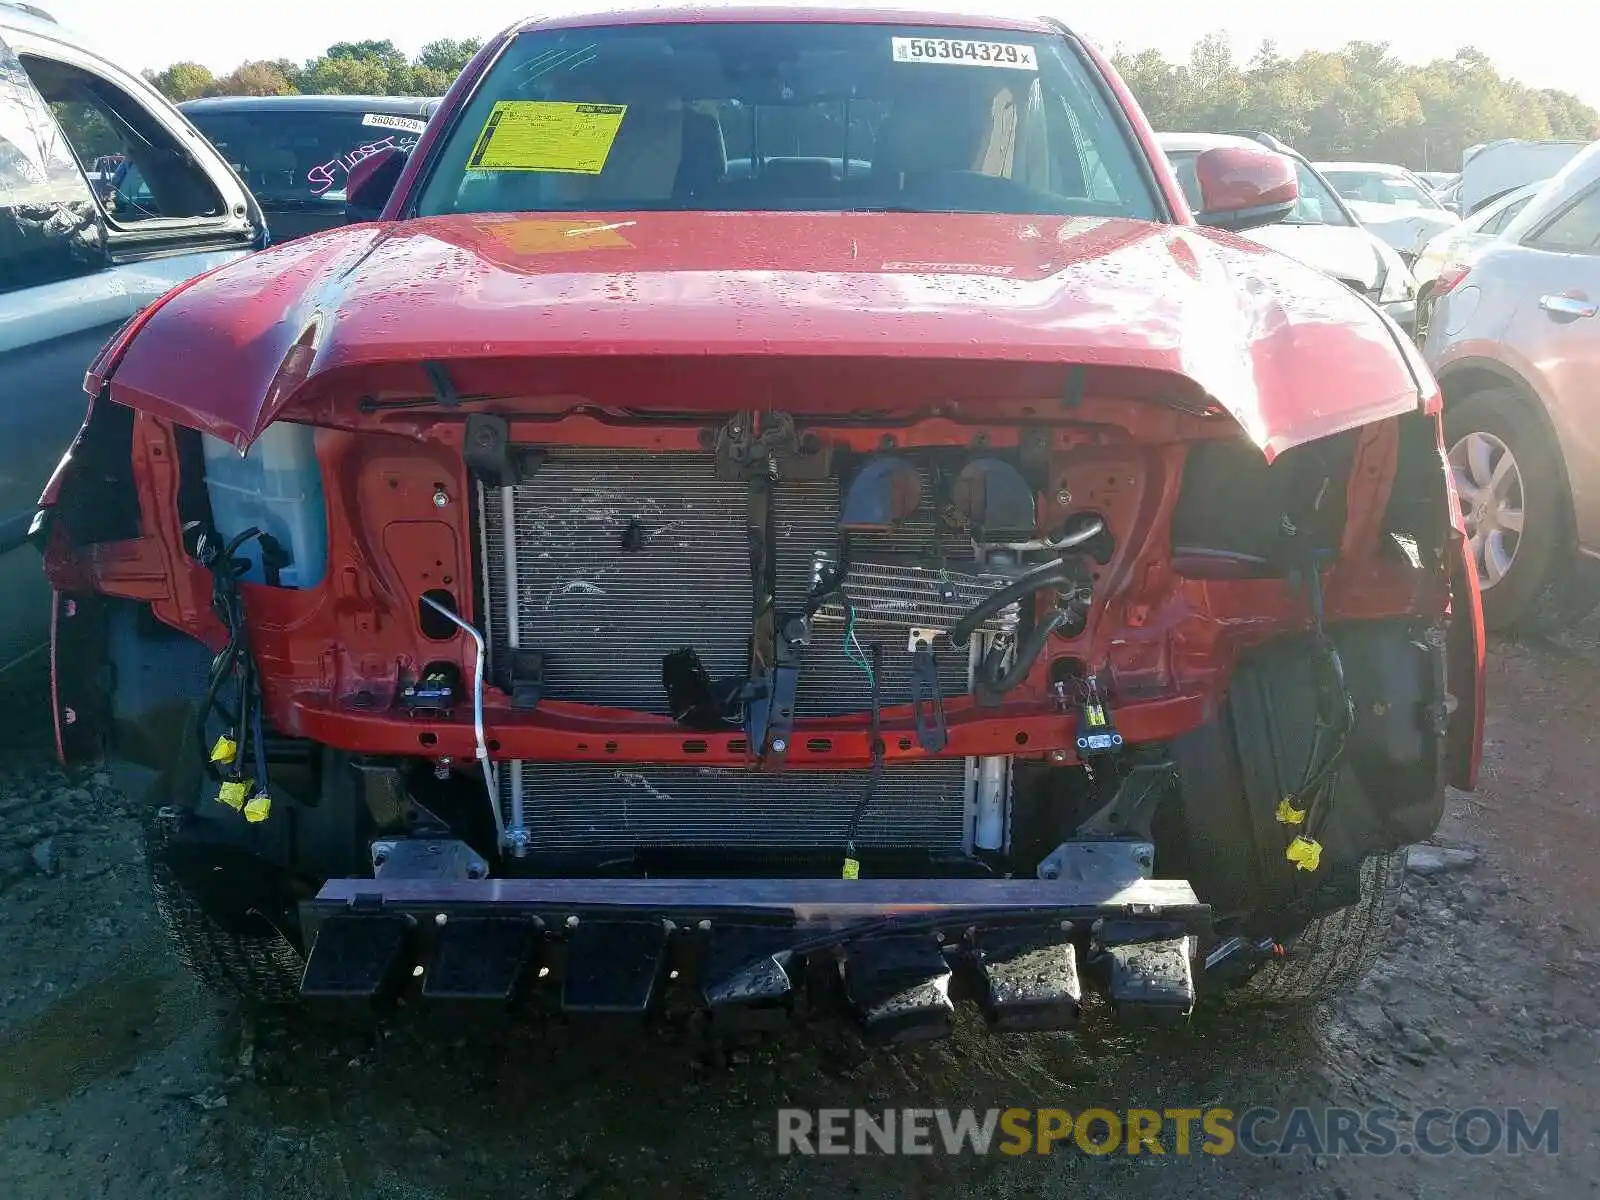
[1,636,1596,1199]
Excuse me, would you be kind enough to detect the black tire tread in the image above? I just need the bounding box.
[149,844,306,1006]
[1232,851,1403,1006]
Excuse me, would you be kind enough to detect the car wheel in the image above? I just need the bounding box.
[1444,389,1568,631]
[1226,851,1404,1007]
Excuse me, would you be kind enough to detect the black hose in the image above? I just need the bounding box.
[949,558,1074,647]
[979,608,1071,697]
[195,639,243,781]
[192,525,265,782]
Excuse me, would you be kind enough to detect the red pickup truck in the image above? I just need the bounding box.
[37,6,1483,1041]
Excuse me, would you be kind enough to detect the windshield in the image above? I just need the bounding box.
[415,23,1157,218]
[1166,151,1350,227]
[1322,169,1443,211]
[186,108,427,204]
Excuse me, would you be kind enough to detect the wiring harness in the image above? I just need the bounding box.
[191,527,277,823]
[1274,556,1357,873]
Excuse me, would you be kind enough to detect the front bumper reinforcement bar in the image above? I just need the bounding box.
[301,876,1209,1039]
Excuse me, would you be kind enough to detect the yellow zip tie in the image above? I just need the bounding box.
[1275,798,1307,826]
[216,779,252,811]
[841,856,860,881]
[1285,835,1323,872]
[243,792,272,824]
[209,735,238,766]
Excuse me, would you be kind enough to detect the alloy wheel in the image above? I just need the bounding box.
[1448,430,1525,591]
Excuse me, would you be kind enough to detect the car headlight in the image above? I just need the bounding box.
[1379,261,1417,304]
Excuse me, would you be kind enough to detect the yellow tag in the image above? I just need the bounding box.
[216,779,252,811]
[209,735,238,765]
[485,219,633,255]
[1086,704,1106,728]
[1285,836,1323,872]
[1275,798,1307,826]
[842,857,860,881]
[466,101,628,174]
[243,792,272,824]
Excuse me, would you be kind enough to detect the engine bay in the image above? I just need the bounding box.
[471,413,1114,866]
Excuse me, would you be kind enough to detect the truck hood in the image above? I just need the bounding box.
[96,211,1421,459]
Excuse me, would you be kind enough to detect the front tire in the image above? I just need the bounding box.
[1229,852,1403,1007]
[1445,389,1568,631]
[148,822,307,1005]
[143,747,369,1005]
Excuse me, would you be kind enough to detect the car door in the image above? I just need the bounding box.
[0,30,121,672]
[1497,181,1600,551]
[0,27,260,672]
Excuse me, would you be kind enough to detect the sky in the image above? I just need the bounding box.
[43,0,1600,109]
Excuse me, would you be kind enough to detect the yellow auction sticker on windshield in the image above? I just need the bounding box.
[466,101,628,174]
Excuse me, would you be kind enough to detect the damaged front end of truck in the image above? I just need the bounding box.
[35,213,1483,1041]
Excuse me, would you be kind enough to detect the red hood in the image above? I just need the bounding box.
[98,211,1421,458]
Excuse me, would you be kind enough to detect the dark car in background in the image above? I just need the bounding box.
[178,94,438,240]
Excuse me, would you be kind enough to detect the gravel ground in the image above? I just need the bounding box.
[2,638,1597,1198]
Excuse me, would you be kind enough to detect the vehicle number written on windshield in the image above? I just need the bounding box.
[891,37,1038,70]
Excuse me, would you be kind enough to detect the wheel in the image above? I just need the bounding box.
[1230,851,1403,1006]
[143,747,371,1005]
[1444,389,1569,631]
[148,823,307,1005]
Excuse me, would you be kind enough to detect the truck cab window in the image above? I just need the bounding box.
[20,54,222,224]
[0,38,103,291]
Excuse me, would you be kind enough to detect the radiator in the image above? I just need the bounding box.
[502,759,970,853]
[478,448,1019,854]
[480,450,1014,715]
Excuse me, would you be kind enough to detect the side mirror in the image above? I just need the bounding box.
[344,147,408,223]
[1192,146,1298,232]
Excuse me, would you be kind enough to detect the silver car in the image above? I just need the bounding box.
[1412,181,1542,338]
[1424,142,1600,630]
[0,2,264,673]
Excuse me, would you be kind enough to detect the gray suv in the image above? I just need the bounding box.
[0,2,264,673]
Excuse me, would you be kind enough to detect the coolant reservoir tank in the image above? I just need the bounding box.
[201,423,329,588]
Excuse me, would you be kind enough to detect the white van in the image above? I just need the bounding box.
[1457,139,1592,216]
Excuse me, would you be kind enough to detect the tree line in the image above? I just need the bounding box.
[1111,34,1599,170]
[145,38,481,103]
[144,32,1600,172]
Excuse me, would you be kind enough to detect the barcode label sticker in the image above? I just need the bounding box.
[362,112,427,134]
[891,37,1038,70]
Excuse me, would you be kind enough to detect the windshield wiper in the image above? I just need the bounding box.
[358,361,499,412]
[845,204,992,214]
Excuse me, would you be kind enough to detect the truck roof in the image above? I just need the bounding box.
[180,95,438,115]
[509,4,1065,36]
